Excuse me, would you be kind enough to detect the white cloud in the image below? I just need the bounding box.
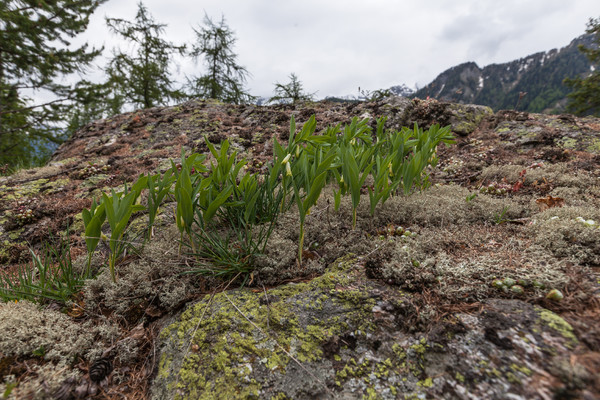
[77,0,600,98]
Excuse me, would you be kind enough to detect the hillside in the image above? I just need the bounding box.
[414,35,595,113]
[0,98,599,399]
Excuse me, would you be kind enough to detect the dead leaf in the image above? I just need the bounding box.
[67,295,85,318]
[302,250,319,261]
[512,181,523,192]
[536,195,564,211]
[144,304,162,318]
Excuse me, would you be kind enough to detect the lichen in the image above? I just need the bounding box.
[0,300,119,363]
[586,137,600,153]
[0,361,81,400]
[535,307,578,346]
[417,377,433,388]
[153,256,378,399]
[0,178,48,202]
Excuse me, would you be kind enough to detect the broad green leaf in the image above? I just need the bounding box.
[303,170,327,211]
[334,189,341,211]
[204,186,234,222]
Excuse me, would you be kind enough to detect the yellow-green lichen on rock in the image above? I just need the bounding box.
[536,306,578,346]
[152,256,383,400]
[151,250,587,400]
[447,103,493,136]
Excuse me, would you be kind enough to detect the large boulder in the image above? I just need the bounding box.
[152,257,584,400]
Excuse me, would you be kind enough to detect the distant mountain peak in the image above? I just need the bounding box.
[414,34,595,113]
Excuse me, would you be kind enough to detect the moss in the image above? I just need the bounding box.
[392,343,407,361]
[558,137,578,150]
[480,163,596,190]
[453,121,477,135]
[455,372,465,383]
[531,206,600,266]
[364,387,378,399]
[0,362,81,400]
[510,363,532,376]
[410,338,428,356]
[8,227,24,240]
[449,104,493,135]
[0,239,26,263]
[536,307,578,346]
[70,212,85,235]
[41,178,70,195]
[489,368,502,378]
[506,372,520,384]
[80,173,110,188]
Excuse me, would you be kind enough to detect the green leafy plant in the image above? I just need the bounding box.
[291,145,336,264]
[171,149,208,252]
[493,206,510,225]
[272,115,333,213]
[336,142,374,229]
[146,169,175,240]
[465,193,478,202]
[77,114,455,282]
[331,117,376,228]
[189,173,282,280]
[181,138,283,279]
[0,232,95,304]
[272,116,337,264]
[389,124,453,194]
[81,198,106,274]
[102,177,147,282]
[365,117,394,215]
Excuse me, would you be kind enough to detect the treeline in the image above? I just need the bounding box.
[0,1,313,168]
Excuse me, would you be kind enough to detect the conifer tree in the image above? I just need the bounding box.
[187,15,254,104]
[565,17,600,116]
[269,73,315,104]
[65,81,125,137]
[0,0,107,166]
[105,2,186,110]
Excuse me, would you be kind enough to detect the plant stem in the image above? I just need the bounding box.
[86,255,93,278]
[352,207,357,230]
[109,257,117,283]
[298,221,305,266]
[188,231,197,254]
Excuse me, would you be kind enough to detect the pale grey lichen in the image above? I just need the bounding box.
[0,300,119,362]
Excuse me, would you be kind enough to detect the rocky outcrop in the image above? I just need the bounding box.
[0,97,599,399]
[152,257,586,400]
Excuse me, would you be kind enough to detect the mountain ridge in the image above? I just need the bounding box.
[413,34,595,113]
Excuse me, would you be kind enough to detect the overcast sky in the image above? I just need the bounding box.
[81,0,600,99]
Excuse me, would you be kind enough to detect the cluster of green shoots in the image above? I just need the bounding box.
[0,115,454,303]
[81,135,284,283]
[82,114,454,281]
[273,115,454,264]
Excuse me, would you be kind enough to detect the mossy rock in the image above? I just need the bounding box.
[447,103,493,136]
[152,259,584,400]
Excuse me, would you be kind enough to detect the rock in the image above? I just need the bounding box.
[399,97,493,136]
[446,103,494,136]
[151,257,582,400]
